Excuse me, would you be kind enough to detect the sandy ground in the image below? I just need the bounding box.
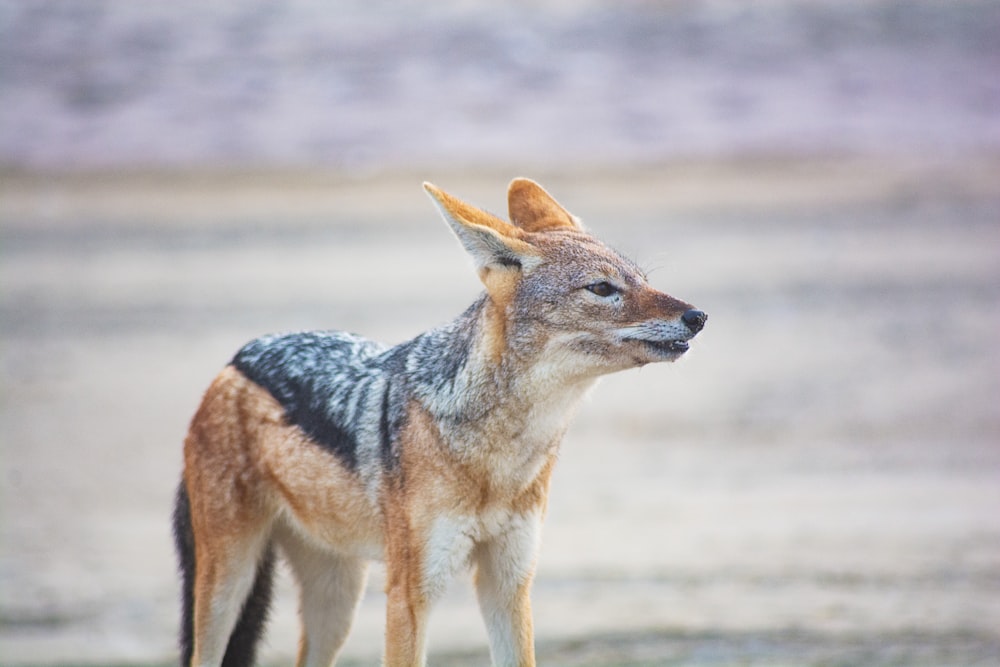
[1,158,999,665]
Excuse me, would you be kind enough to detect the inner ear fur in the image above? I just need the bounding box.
[507,178,581,233]
[424,182,541,273]
[424,182,513,238]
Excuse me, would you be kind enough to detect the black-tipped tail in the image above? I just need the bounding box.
[172,481,196,667]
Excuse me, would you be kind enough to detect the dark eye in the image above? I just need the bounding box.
[586,281,618,297]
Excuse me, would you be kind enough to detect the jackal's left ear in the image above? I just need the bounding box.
[424,182,542,274]
[508,178,582,232]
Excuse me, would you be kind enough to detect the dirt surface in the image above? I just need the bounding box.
[2,158,999,665]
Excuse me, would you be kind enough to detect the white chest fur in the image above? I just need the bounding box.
[421,509,542,601]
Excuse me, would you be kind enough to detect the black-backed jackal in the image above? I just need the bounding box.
[173,179,706,666]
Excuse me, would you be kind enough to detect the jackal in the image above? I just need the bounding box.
[173,178,706,666]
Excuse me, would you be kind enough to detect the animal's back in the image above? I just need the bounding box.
[230,331,394,473]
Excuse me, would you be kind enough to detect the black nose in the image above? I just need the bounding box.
[682,309,707,334]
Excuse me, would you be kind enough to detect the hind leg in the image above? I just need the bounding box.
[189,527,273,666]
[278,529,369,667]
[184,468,275,665]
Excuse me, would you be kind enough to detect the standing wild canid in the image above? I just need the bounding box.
[173,178,706,667]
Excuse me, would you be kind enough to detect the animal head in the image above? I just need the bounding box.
[424,179,706,377]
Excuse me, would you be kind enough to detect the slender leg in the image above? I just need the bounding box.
[190,530,273,667]
[383,513,476,667]
[473,512,543,667]
[279,531,369,667]
[384,541,438,667]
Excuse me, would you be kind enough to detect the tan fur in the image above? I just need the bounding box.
[183,368,382,666]
[178,178,706,667]
[477,268,517,364]
[186,367,382,552]
[507,178,579,232]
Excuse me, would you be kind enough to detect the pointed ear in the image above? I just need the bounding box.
[508,178,581,233]
[423,182,541,273]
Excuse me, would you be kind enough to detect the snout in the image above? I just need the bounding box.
[681,308,707,335]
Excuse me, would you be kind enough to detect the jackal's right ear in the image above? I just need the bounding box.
[423,182,542,273]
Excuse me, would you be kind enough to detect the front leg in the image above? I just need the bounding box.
[383,527,434,667]
[473,511,543,667]
[384,574,429,667]
[384,513,476,667]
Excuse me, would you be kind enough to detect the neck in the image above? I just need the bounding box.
[406,294,596,445]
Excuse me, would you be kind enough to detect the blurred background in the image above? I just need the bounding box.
[1,1,998,665]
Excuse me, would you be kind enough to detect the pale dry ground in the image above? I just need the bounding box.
[1,159,999,665]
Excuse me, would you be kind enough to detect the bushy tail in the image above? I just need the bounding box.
[173,481,197,666]
[173,481,276,667]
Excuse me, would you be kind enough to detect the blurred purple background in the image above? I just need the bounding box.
[2,0,998,171]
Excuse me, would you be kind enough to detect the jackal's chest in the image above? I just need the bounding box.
[435,383,587,486]
[419,507,542,599]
